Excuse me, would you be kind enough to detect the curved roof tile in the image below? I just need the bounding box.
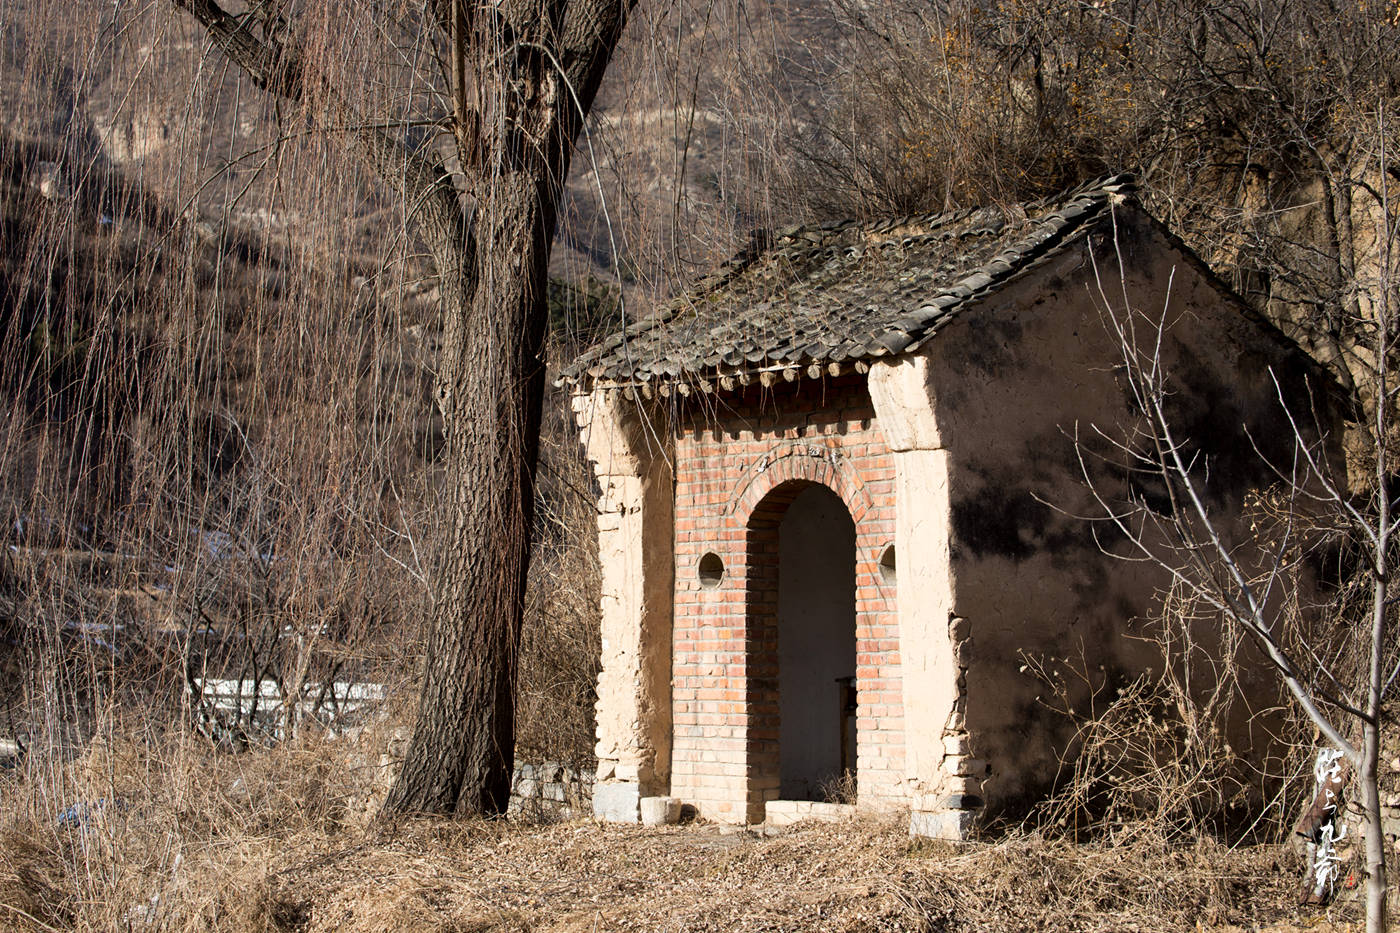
[559,174,1136,391]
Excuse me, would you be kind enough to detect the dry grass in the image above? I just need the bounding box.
[285,818,1324,933]
[0,727,1374,933]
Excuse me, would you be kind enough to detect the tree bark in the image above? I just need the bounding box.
[384,171,551,814]
[173,0,635,816]
[383,0,636,816]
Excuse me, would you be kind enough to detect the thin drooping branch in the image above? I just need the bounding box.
[1079,194,1394,927]
[173,0,473,297]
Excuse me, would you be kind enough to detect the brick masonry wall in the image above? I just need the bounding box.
[668,376,902,822]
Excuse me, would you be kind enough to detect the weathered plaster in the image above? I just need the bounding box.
[571,391,675,821]
[919,211,1334,812]
[868,356,972,837]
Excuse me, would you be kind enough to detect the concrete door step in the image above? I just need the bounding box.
[764,799,856,829]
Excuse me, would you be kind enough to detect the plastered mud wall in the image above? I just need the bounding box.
[917,209,1338,813]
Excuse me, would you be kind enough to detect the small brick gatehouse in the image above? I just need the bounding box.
[560,177,1337,837]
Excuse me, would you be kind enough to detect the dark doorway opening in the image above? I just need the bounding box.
[776,483,857,800]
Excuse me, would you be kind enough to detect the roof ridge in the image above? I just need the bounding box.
[742,172,1137,265]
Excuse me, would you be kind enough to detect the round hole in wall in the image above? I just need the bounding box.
[878,544,897,586]
[698,552,725,589]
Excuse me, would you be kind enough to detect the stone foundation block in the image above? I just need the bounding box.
[640,796,682,826]
[765,800,804,827]
[942,734,971,756]
[941,794,983,810]
[593,781,641,823]
[909,808,978,841]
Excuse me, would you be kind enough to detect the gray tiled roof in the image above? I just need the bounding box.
[560,175,1136,394]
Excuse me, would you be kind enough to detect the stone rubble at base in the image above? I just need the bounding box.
[508,760,595,821]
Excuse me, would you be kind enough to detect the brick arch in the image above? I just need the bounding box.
[727,442,873,529]
[666,387,904,823]
[742,477,859,817]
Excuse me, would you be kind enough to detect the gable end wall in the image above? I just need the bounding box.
[921,210,1336,813]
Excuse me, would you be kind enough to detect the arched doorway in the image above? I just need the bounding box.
[746,480,858,806]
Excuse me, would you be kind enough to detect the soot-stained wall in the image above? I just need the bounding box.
[921,210,1337,812]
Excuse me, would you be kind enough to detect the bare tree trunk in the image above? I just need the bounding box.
[173,0,635,817]
[1363,240,1391,931]
[1362,710,1387,929]
[384,0,634,815]
[385,174,549,814]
